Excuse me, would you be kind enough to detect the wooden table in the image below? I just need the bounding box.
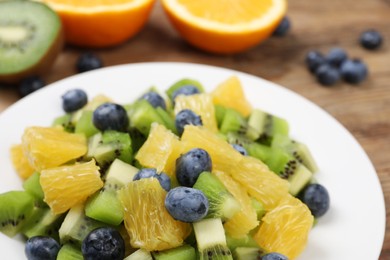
[1,0,389,258]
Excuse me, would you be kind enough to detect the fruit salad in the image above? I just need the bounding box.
[0,76,330,260]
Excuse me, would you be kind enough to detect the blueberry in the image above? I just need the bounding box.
[175,109,203,136]
[360,29,383,50]
[305,50,326,74]
[340,59,368,84]
[171,85,200,102]
[262,252,289,260]
[272,16,291,37]
[76,52,103,73]
[82,227,125,260]
[165,187,209,222]
[139,91,166,110]
[231,144,248,156]
[62,89,88,113]
[25,236,60,260]
[300,183,330,218]
[325,48,348,67]
[18,76,45,97]
[176,148,212,187]
[93,102,129,132]
[315,63,341,86]
[133,168,171,191]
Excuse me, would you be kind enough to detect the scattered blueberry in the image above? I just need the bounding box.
[231,144,248,156]
[360,29,383,50]
[176,148,212,187]
[315,63,341,86]
[82,227,125,260]
[139,91,166,110]
[18,76,45,97]
[272,16,291,37]
[175,109,203,136]
[93,102,129,132]
[62,89,88,113]
[262,252,289,260]
[305,50,326,73]
[300,183,330,218]
[340,59,368,84]
[25,236,60,260]
[325,47,348,67]
[133,168,171,191]
[165,187,209,222]
[76,52,103,73]
[171,85,200,102]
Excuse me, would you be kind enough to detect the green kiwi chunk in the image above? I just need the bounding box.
[52,114,75,133]
[22,172,44,201]
[165,78,204,101]
[85,159,138,225]
[219,108,248,135]
[226,234,260,252]
[233,247,265,260]
[152,244,196,260]
[193,172,240,220]
[58,204,107,245]
[251,198,266,221]
[193,218,233,260]
[0,0,63,83]
[74,110,99,137]
[57,244,83,260]
[86,130,133,170]
[155,106,177,134]
[214,105,227,128]
[0,190,35,237]
[124,248,153,260]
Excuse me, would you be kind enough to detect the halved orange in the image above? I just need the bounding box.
[40,0,156,47]
[161,0,287,54]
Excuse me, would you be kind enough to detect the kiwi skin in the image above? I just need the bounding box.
[0,29,64,84]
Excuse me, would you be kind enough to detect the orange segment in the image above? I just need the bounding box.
[161,0,287,54]
[41,0,155,47]
[40,160,103,214]
[118,178,191,251]
[212,76,252,117]
[10,144,35,180]
[22,126,87,171]
[214,171,258,238]
[174,93,218,133]
[254,195,314,259]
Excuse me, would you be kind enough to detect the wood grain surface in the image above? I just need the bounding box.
[1,0,389,258]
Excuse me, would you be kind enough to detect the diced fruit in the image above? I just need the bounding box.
[152,244,196,260]
[214,171,258,238]
[233,247,264,260]
[22,208,65,240]
[10,144,35,179]
[25,236,61,260]
[253,195,314,259]
[23,172,44,202]
[57,244,83,260]
[211,76,252,117]
[22,126,87,171]
[75,110,99,137]
[174,93,218,133]
[193,218,233,260]
[118,178,191,251]
[226,234,260,252]
[125,248,153,260]
[40,160,103,214]
[52,114,75,133]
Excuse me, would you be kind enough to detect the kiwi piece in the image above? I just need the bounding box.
[124,248,153,260]
[193,172,240,220]
[58,204,107,245]
[85,159,138,225]
[214,104,227,128]
[52,114,75,133]
[152,244,196,260]
[0,190,35,237]
[23,171,44,202]
[272,134,319,173]
[219,108,248,135]
[0,1,63,83]
[155,106,177,134]
[251,198,266,221]
[127,100,167,136]
[233,247,265,260]
[226,234,260,252]
[74,110,99,138]
[165,78,204,101]
[86,130,133,171]
[57,244,83,260]
[193,218,233,260]
[128,127,147,154]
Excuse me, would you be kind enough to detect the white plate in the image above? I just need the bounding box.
[0,62,385,259]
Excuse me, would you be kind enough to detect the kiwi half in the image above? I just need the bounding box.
[0,1,63,83]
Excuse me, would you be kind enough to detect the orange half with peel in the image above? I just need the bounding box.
[40,0,155,47]
[161,0,287,54]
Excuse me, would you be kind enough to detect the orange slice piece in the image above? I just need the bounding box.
[41,0,156,47]
[10,144,35,180]
[161,0,287,54]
